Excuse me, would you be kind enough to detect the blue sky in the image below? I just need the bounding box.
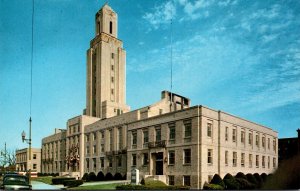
[0,0,299,150]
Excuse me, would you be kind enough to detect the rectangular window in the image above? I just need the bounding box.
[184,149,191,164]
[262,136,265,148]
[249,154,252,168]
[241,131,245,144]
[268,156,270,168]
[93,145,96,154]
[233,152,237,167]
[262,156,265,168]
[111,89,114,95]
[101,131,104,138]
[143,153,149,165]
[169,176,175,186]
[168,151,175,165]
[111,77,114,83]
[232,129,236,142]
[207,149,213,164]
[132,154,136,166]
[101,144,104,153]
[117,156,122,167]
[109,129,113,151]
[273,139,276,152]
[184,120,192,142]
[143,130,149,147]
[100,157,104,168]
[132,131,137,149]
[207,123,212,137]
[111,53,114,59]
[249,133,253,145]
[225,151,228,165]
[33,164,37,169]
[183,176,191,186]
[93,132,97,141]
[93,158,96,170]
[111,65,114,71]
[256,155,259,168]
[225,127,228,141]
[241,153,245,167]
[268,138,270,150]
[155,127,161,141]
[169,123,176,144]
[118,127,122,150]
[86,134,90,142]
[33,154,37,159]
[256,134,259,147]
[273,157,276,168]
[86,146,90,155]
[108,157,112,167]
[86,159,89,169]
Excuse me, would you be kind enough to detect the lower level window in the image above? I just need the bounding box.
[183,176,191,186]
[169,175,175,185]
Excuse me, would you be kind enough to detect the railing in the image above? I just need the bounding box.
[148,140,166,148]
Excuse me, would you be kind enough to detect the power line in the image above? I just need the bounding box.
[30,0,34,117]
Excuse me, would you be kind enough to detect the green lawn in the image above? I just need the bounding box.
[31,176,53,185]
[70,183,122,190]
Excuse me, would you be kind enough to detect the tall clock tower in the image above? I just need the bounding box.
[86,4,130,119]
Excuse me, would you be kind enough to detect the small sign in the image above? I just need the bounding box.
[131,169,139,185]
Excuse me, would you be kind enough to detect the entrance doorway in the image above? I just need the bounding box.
[155,152,163,175]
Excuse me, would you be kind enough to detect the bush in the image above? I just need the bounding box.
[63,180,83,188]
[140,178,145,185]
[96,171,105,181]
[88,172,97,181]
[52,177,75,185]
[235,172,247,180]
[122,174,127,180]
[210,174,225,188]
[116,184,189,190]
[235,178,255,189]
[260,173,267,182]
[223,175,240,190]
[253,173,263,188]
[203,182,224,190]
[144,179,167,187]
[114,172,123,180]
[105,172,113,180]
[82,173,89,181]
[223,173,234,180]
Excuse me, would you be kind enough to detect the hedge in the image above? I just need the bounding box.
[210,174,225,188]
[82,173,89,181]
[88,172,97,181]
[105,172,113,180]
[116,184,189,190]
[223,176,240,190]
[235,177,255,189]
[96,171,105,181]
[260,173,267,182]
[52,177,75,185]
[253,173,263,188]
[114,173,123,180]
[235,172,247,180]
[203,183,224,190]
[63,180,83,188]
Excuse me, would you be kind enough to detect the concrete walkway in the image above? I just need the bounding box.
[31,181,64,190]
[80,180,130,186]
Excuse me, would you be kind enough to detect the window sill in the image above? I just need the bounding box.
[168,164,175,166]
[183,163,191,166]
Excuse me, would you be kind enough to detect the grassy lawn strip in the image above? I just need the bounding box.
[31,176,53,185]
[70,183,122,190]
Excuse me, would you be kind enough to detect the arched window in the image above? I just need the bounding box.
[109,21,113,34]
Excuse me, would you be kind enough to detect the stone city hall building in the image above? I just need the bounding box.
[41,4,278,188]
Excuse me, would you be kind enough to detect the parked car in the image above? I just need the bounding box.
[0,174,32,190]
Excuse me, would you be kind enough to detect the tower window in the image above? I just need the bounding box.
[111,89,114,95]
[111,53,114,59]
[110,21,113,34]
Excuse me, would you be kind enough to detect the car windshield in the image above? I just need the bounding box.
[4,176,28,185]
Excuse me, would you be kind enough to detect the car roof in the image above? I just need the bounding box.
[4,174,28,178]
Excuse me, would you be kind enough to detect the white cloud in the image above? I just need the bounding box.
[143,1,176,29]
[262,34,278,43]
[250,4,280,19]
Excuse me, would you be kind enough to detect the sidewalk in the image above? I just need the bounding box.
[80,180,130,186]
[31,181,64,190]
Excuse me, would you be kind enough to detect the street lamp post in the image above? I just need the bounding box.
[21,117,32,184]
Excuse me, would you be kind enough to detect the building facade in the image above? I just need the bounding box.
[278,129,300,165]
[16,148,41,173]
[40,3,279,189]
